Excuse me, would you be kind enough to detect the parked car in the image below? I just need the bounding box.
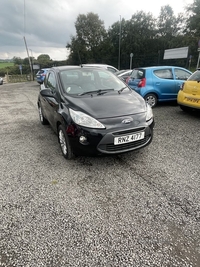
[127,66,192,107]
[37,66,154,159]
[81,64,119,73]
[0,77,3,85]
[115,69,133,82]
[177,68,200,111]
[36,68,50,84]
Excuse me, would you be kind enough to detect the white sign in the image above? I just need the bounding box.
[163,47,189,59]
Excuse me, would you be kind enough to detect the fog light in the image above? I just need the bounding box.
[79,135,88,144]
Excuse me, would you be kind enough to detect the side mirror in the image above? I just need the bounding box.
[40,88,54,97]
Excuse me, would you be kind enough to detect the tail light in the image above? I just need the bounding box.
[138,78,146,87]
[41,73,46,76]
[126,76,130,84]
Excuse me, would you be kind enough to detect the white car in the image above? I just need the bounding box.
[0,77,3,85]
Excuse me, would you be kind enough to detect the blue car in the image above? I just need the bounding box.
[36,68,50,84]
[127,66,192,107]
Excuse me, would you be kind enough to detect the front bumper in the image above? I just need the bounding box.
[68,119,154,156]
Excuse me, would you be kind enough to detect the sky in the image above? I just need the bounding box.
[0,0,194,61]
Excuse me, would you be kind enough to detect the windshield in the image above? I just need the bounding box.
[188,70,200,81]
[59,68,127,95]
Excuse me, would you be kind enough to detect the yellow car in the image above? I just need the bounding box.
[177,69,200,111]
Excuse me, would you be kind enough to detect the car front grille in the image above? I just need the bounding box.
[98,134,151,153]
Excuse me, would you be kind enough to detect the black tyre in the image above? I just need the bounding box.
[38,105,49,125]
[58,125,74,160]
[180,105,191,112]
[144,93,158,108]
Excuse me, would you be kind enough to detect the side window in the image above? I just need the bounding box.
[174,69,191,80]
[46,72,56,93]
[154,69,173,79]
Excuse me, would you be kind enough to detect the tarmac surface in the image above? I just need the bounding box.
[0,81,200,266]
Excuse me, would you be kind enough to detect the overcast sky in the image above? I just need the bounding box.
[0,0,193,60]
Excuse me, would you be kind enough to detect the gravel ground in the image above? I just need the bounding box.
[0,82,200,267]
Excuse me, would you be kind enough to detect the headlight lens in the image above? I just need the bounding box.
[69,108,105,129]
[146,104,153,122]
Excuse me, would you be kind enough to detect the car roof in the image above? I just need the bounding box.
[136,66,190,71]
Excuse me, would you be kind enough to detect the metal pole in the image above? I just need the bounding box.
[23,36,33,80]
[118,15,121,70]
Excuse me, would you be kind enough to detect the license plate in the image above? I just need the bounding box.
[184,97,200,103]
[114,132,145,145]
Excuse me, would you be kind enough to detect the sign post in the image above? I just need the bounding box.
[130,53,133,69]
[19,65,22,75]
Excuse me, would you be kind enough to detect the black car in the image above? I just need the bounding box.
[37,66,154,159]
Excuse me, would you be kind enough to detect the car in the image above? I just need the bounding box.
[177,68,200,111]
[127,66,192,107]
[115,69,133,82]
[81,64,119,73]
[0,77,3,85]
[37,66,155,159]
[36,68,50,84]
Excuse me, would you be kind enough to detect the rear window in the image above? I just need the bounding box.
[130,69,145,79]
[188,70,200,81]
[37,70,45,74]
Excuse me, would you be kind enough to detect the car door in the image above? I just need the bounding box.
[42,71,59,131]
[153,68,176,100]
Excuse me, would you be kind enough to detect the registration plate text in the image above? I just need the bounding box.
[114,132,145,145]
[184,97,200,103]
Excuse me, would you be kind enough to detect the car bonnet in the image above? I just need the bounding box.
[66,91,146,119]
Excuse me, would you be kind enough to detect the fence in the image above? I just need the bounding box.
[5,74,34,83]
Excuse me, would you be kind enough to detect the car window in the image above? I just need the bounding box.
[174,68,191,80]
[187,70,200,81]
[46,72,56,93]
[37,69,45,75]
[154,69,173,79]
[130,69,145,79]
[60,69,124,94]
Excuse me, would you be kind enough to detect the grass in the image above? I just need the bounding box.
[0,62,14,69]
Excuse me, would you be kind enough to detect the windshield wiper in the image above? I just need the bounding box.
[118,86,128,94]
[79,89,114,96]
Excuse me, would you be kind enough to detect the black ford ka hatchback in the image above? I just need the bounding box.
[37,66,154,159]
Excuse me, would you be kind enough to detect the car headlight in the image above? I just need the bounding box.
[69,108,105,129]
[146,104,153,123]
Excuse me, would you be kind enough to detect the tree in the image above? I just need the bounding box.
[37,54,52,68]
[186,0,200,36]
[12,57,23,65]
[67,12,108,64]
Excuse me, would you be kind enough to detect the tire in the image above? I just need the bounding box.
[38,105,49,125]
[58,125,74,160]
[144,93,158,108]
[180,105,191,112]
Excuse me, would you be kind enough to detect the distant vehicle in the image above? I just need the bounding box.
[0,77,3,85]
[177,68,200,112]
[115,69,133,82]
[81,64,119,73]
[36,68,50,84]
[127,66,192,107]
[37,65,154,159]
